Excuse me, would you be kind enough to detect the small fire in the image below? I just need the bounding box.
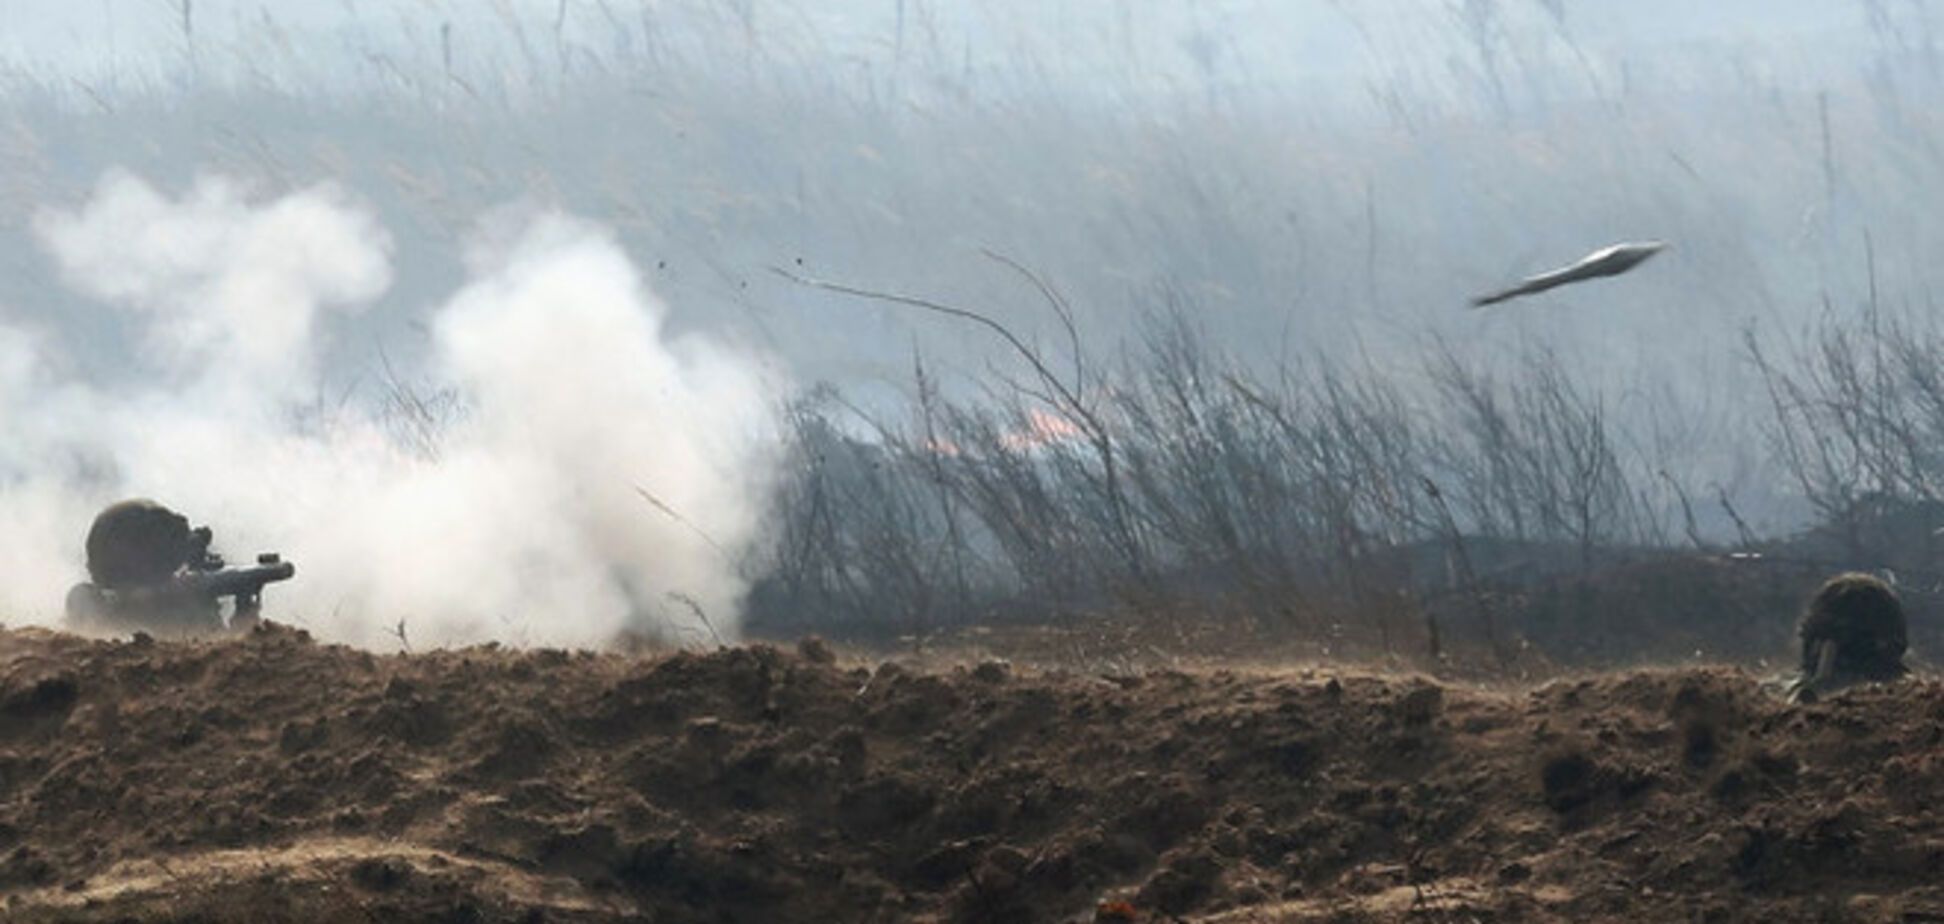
[921,410,1088,457]
[1000,407,1084,451]
[921,407,1083,457]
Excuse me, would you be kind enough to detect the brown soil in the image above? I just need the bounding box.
[0,623,1940,922]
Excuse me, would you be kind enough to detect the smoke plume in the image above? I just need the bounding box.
[0,171,778,648]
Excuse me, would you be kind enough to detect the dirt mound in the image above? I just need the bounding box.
[0,624,1940,922]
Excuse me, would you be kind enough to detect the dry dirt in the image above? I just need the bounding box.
[0,623,1941,923]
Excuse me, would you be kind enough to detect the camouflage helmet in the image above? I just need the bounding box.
[85,499,198,589]
[1798,572,1908,680]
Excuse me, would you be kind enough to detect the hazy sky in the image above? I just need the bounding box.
[0,1,1874,98]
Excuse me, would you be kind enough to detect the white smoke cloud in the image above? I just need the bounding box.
[35,171,392,402]
[0,171,778,648]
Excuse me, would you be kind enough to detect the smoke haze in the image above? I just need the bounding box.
[0,173,777,647]
[0,2,1941,641]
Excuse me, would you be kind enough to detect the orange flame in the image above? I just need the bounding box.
[920,408,1082,457]
[1000,407,1083,451]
